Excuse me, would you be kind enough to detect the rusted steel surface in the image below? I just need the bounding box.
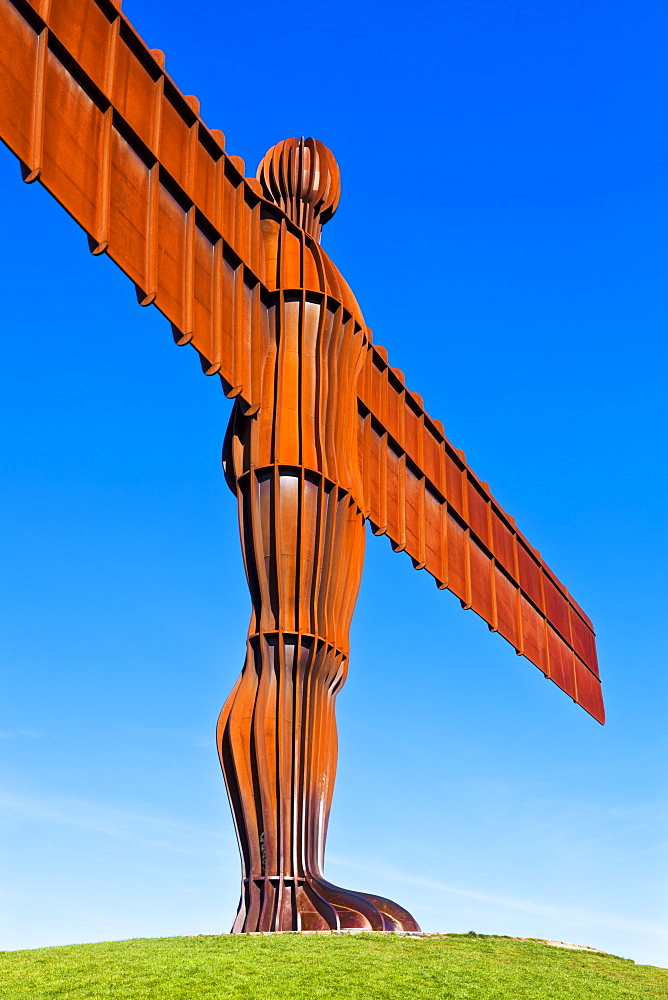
[216,138,421,931]
[0,0,604,933]
[0,0,269,403]
[357,352,603,721]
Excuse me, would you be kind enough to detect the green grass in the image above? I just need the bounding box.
[1,933,665,999]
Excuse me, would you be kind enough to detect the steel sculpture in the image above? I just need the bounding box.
[0,0,604,934]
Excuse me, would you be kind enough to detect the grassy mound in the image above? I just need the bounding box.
[1,932,665,999]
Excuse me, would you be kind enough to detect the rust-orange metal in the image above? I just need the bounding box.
[0,0,604,934]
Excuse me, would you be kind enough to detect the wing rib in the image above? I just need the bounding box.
[0,0,272,406]
[357,342,604,724]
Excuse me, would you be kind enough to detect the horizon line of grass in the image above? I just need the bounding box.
[1,931,665,999]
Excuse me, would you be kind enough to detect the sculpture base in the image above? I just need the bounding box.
[232,876,420,934]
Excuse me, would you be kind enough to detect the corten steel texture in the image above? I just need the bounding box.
[0,0,604,931]
[215,139,419,931]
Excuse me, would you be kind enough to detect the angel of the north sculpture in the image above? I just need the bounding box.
[0,0,604,935]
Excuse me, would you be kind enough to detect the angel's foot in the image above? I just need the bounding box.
[232,875,420,933]
[311,877,420,932]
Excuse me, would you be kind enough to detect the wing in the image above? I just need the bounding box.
[0,0,275,406]
[1,0,603,722]
[357,342,604,724]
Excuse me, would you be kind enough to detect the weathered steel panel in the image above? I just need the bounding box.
[357,342,602,722]
[0,0,272,411]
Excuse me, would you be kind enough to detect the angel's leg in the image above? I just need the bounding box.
[217,413,419,932]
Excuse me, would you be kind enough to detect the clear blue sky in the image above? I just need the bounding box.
[1,0,666,967]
